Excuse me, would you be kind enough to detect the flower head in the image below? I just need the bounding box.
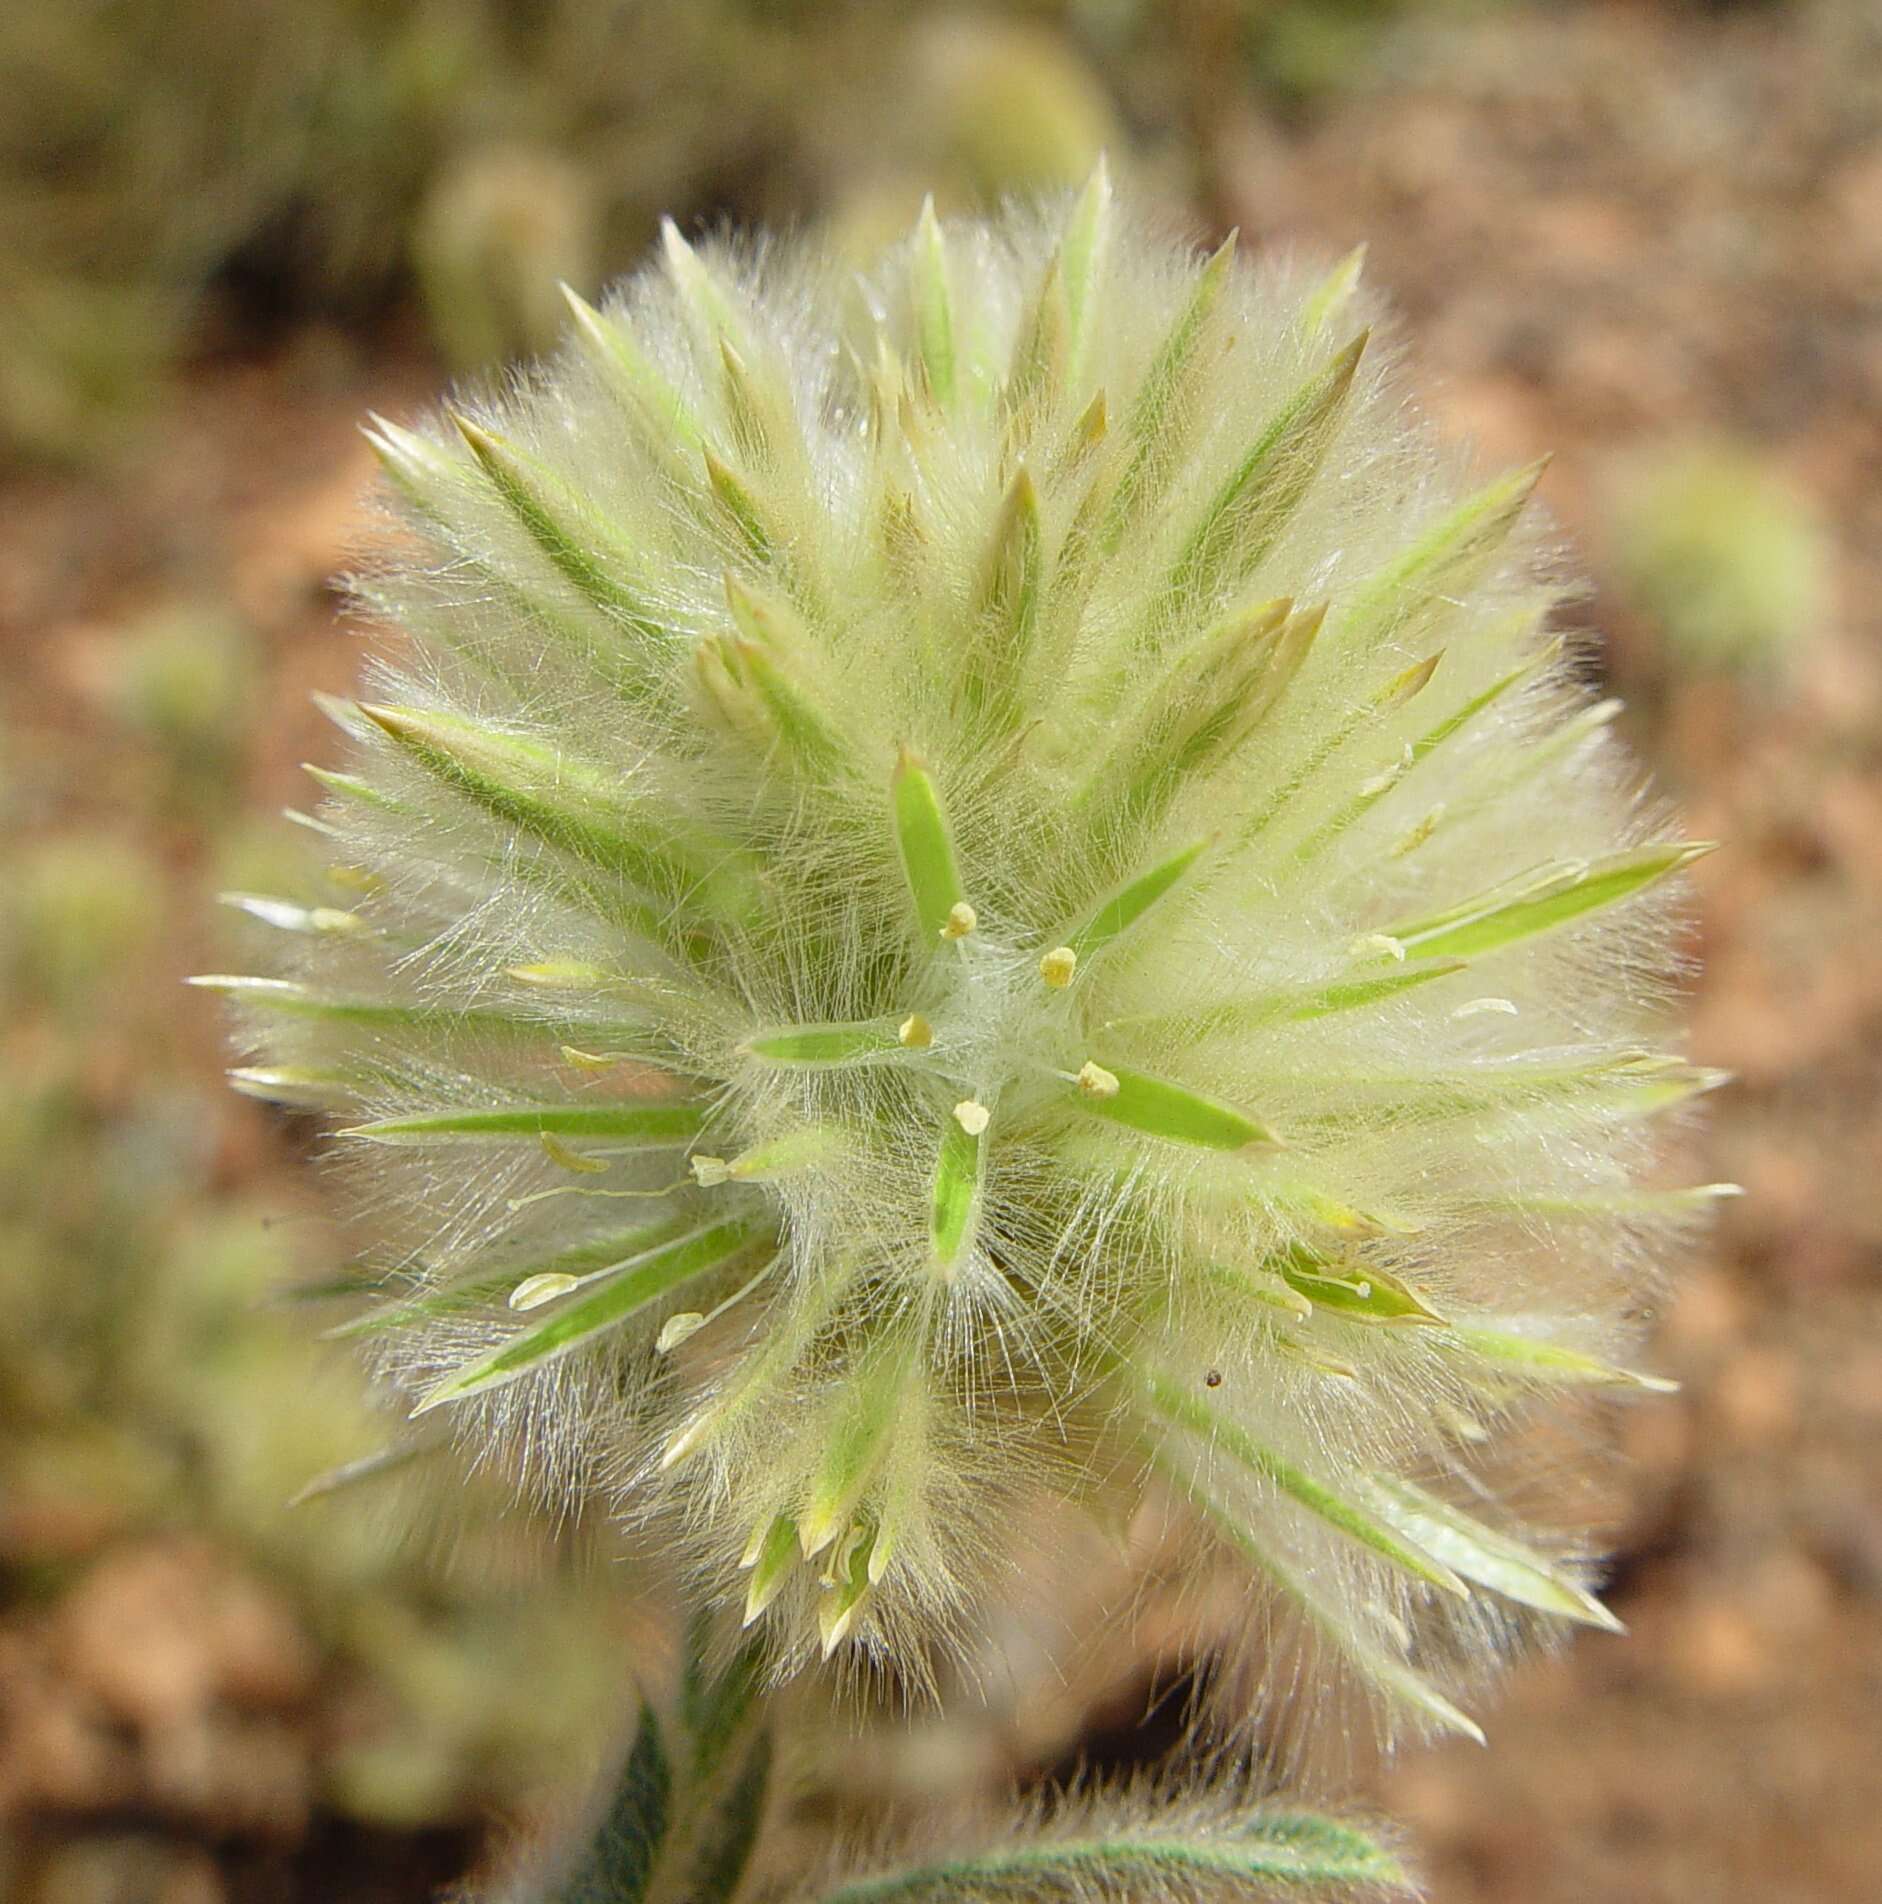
[209,173,1715,1739]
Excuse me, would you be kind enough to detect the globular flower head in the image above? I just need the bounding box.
[208,173,1717,1743]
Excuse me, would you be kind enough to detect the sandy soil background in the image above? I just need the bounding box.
[3,4,1878,1899]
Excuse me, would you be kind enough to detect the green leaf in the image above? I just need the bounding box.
[930,1108,983,1275]
[551,1703,672,1904]
[413,1217,766,1411]
[1140,1367,1467,1597]
[680,1623,764,1782]
[890,749,967,941]
[688,1732,772,1904]
[1074,1063,1277,1153]
[1359,1474,1621,1630]
[1168,331,1367,607]
[342,1101,706,1145]
[1384,842,1714,963]
[1063,835,1212,966]
[815,1809,1408,1902]
[913,197,955,409]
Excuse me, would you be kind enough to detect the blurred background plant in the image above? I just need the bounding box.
[3,1,1878,1901]
[1603,439,1833,685]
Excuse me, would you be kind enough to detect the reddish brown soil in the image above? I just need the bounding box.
[3,4,1878,1899]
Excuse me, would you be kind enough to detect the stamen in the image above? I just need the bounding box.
[1076,1061,1120,1100]
[509,1272,579,1312]
[941,900,978,940]
[1039,946,1077,988]
[953,1099,991,1135]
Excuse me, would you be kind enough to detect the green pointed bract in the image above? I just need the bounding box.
[344,1101,706,1146]
[363,413,461,518]
[1384,841,1715,963]
[413,1217,767,1412]
[1101,230,1236,549]
[703,445,774,562]
[929,1108,983,1276]
[1358,1474,1621,1631]
[192,974,629,1050]
[1173,1451,1486,1743]
[453,414,665,644]
[744,1018,917,1066]
[741,1513,800,1625]
[1057,158,1113,386]
[1295,638,1548,864]
[358,702,761,926]
[1301,242,1367,334]
[1274,1246,1444,1325]
[1453,1325,1678,1393]
[912,197,956,410]
[1074,1063,1278,1153]
[1141,1366,1468,1598]
[1170,958,1468,1037]
[561,283,703,466]
[965,466,1043,729]
[661,216,748,358]
[698,585,845,774]
[889,749,967,942]
[1095,597,1321,831]
[228,1064,360,1110]
[1167,331,1367,611]
[1345,457,1549,646]
[797,1339,914,1559]
[1064,834,1212,966]
[338,1219,696,1340]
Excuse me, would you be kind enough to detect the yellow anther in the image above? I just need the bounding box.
[509,1272,579,1312]
[1076,1061,1120,1101]
[1039,946,1077,988]
[540,1132,608,1174]
[898,1013,933,1049]
[952,1099,991,1136]
[1452,996,1519,1020]
[940,900,977,940]
[656,1311,707,1353]
[691,1155,733,1187]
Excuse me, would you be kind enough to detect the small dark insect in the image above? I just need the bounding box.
[1204,1369,1222,1388]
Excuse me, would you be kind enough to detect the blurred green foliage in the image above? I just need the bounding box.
[1,0,1496,464]
[0,802,625,1841]
[1606,439,1833,680]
